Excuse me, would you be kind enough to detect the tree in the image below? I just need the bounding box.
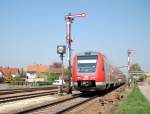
[13,68,26,81]
[129,63,143,73]
[19,68,26,78]
[129,63,145,81]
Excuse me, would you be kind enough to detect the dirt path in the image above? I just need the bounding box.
[138,82,150,102]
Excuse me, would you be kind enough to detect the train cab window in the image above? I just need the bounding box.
[77,55,97,73]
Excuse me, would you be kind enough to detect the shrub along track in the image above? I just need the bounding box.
[14,84,126,114]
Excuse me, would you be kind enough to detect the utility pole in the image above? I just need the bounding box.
[127,49,136,87]
[65,13,86,94]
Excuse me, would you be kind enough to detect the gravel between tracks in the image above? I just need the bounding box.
[26,97,90,114]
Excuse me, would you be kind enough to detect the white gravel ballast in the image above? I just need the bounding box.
[0,95,57,114]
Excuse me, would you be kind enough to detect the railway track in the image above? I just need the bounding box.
[0,90,57,104]
[14,94,81,114]
[15,84,125,114]
[14,93,104,114]
[14,85,126,114]
[0,84,126,114]
[0,86,57,95]
[53,95,98,114]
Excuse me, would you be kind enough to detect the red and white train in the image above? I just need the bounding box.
[72,52,126,92]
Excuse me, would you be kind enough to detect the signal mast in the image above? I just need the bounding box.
[65,13,86,93]
[127,49,136,86]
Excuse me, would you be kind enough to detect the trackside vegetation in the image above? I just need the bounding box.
[114,87,150,114]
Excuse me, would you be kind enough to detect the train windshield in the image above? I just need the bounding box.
[77,55,97,73]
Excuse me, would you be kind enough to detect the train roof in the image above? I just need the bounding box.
[76,51,102,56]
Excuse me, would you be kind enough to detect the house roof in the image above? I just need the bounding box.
[0,67,19,75]
[27,64,62,74]
[27,64,49,73]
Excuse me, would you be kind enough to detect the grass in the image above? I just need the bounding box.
[115,86,150,114]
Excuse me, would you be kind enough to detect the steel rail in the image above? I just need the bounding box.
[0,90,57,103]
[0,86,57,95]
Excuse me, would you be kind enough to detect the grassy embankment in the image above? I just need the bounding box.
[114,86,150,114]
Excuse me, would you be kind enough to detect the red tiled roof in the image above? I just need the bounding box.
[0,67,19,76]
[27,64,49,73]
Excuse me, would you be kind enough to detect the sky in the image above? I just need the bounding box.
[0,0,150,73]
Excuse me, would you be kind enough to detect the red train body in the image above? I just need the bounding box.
[72,52,126,92]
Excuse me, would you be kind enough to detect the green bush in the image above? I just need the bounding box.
[37,81,52,85]
[139,75,145,81]
[36,72,59,85]
[13,76,25,81]
[47,73,59,83]
[4,75,13,83]
[19,68,26,78]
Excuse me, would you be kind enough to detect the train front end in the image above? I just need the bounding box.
[73,52,105,92]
